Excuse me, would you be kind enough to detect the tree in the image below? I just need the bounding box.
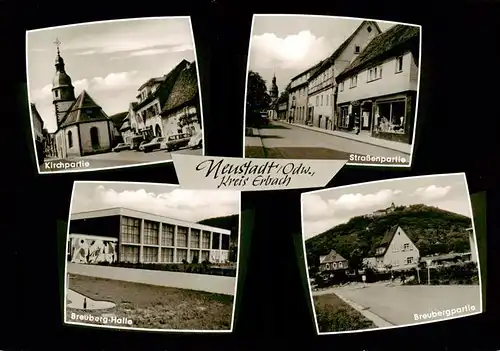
[246,70,271,113]
[278,82,291,103]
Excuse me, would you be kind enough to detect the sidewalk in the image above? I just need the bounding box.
[280,121,411,154]
[245,128,265,148]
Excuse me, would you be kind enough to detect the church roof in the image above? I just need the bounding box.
[162,61,198,114]
[59,90,110,128]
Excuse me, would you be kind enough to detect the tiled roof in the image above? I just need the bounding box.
[59,90,110,128]
[320,249,347,264]
[337,24,420,81]
[290,60,324,83]
[108,111,128,129]
[310,21,382,80]
[162,61,198,114]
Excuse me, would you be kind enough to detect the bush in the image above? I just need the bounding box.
[95,261,237,277]
[404,262,478,285]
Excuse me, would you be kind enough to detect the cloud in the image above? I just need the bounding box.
[303,189,402,221]
[128,44,193,57]
[74,50,96,55]
[30,71,140,103]
[413,185,451,201]
[250,30,332,70]
[72,185,240,223]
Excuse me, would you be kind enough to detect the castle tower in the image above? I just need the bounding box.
[52,38,76,128]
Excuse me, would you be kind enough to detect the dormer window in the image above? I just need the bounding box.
[355,45,361,54]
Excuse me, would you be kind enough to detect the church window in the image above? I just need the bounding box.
[67,131,73,148]
[90,127,100,149]
[55,90,59,99]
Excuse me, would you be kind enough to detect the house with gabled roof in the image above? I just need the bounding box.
[307,21,382,130]
[132,59,190,138]
[335,24,420,144]
[54,90,117,158]
[160,61,202,136]
[363,225,420,272]
[319,249,349,273]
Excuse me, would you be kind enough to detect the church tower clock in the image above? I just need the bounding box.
[52,38,76,128]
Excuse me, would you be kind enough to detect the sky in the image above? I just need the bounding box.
[27,17,197,133]
[248,15,396,94]
[302,174,473,240]
[70,182,240,223]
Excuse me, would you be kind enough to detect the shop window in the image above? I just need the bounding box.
[375,100,406,134]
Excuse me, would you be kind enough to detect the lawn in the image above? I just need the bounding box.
[314,294,376,333]
[66,274,233,330]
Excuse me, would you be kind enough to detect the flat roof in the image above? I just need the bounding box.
[70,207,231,235]
[68,233,118,242]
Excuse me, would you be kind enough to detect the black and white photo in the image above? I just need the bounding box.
[244,15,421,167]
[27,17,204,173]
[301,173,482,334]
[64,181,240,332]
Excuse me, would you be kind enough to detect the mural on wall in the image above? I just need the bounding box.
[69,236,117,264]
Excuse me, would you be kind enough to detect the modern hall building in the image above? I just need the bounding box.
[68,207,232,265]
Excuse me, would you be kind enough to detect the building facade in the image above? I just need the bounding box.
[68,208,231,264]
[133,60,190,138]
[307,21,381,130]
[160,61,202,136]
[336,24,420,143]
[68,234,118,264]
[288,61,323,124]
[364,226,420,272]
[277,101,288,120]
[467,227,478,263]
[30,103,45,163]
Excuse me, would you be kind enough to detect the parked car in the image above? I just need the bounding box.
[130,136,144,150]
[138,140,149,152]
[112,143,130,152]
[162,133,191,152]
[141,137,166,153]
[187,130,203,149]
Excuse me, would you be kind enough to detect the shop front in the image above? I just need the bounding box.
[371,92,416,144]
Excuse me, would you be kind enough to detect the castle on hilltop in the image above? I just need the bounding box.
[366,202,397,218]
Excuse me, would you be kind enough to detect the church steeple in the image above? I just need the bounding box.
[52,37,76,128]
[269,71,279,101]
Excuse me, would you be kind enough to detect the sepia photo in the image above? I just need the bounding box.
[27,17,204,173]
[64,181,240,332]
[244,15,421,167]
[301,173,482,334]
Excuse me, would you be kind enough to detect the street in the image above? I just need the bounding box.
[314,283,482,326]
[40,147,202,172]
[245,122,410,165]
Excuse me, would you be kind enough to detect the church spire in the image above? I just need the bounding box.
[51,37,76,128]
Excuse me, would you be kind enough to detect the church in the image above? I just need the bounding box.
[50,39,117,159]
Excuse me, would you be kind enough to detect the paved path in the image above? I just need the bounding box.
[67,288,116,310]
[40,147,201,172]
[246,122,409,165]
[314,284,482,326]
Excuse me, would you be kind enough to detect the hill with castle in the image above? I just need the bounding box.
[305,203,473,267]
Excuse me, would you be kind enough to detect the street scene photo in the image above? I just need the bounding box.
[64,181,240,332]
[301,173,482,334]
[27,17,204,173]
[244,15,421,167]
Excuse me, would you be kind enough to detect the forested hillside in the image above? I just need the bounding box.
[305,204,472,269]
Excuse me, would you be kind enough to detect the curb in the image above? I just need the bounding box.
[280,121,410,155]
[334,292,394,328]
